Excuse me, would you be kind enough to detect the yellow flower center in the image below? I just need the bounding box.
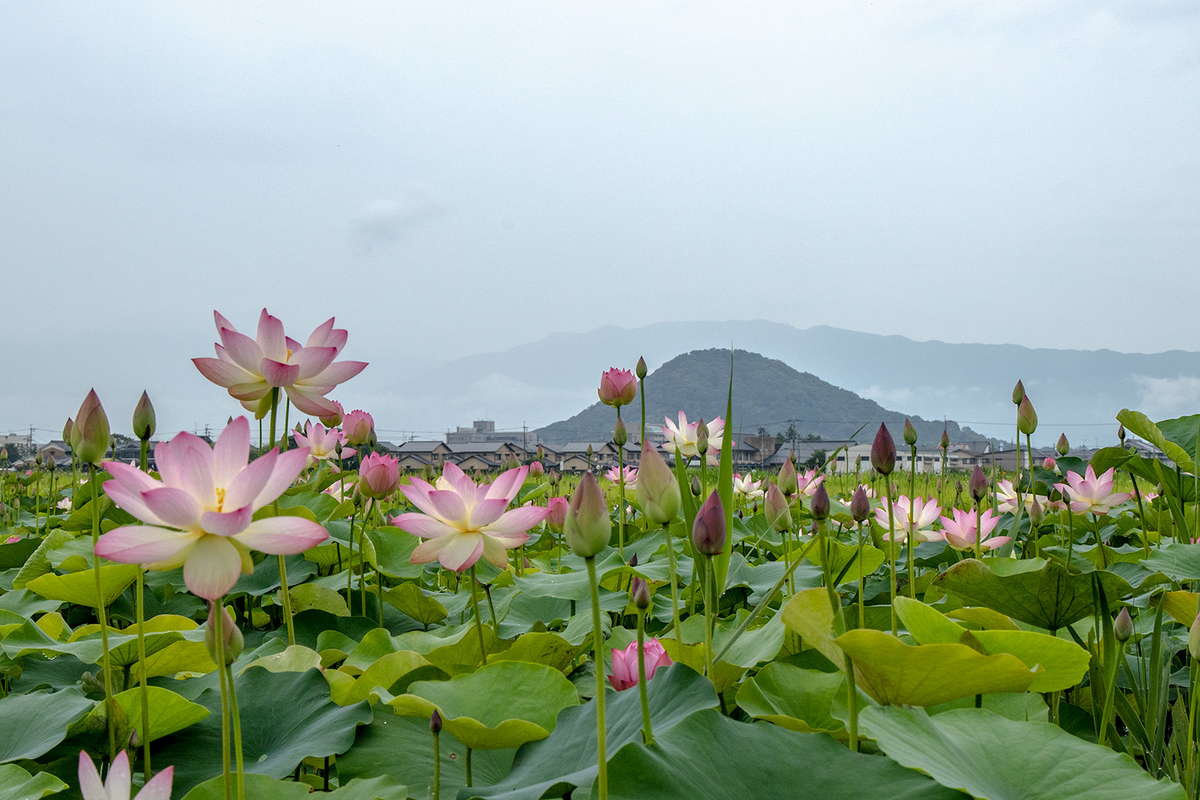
[215,487,226,512]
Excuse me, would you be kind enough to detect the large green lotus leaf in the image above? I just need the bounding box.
[240,644,323,675]
[1118,410,1196,472]
[781,588,843,669]
[604,708,965,800]
[388,661,578,750]
[467,664,718,800]
[0,536,40,569]
[392,624,499,670]
[734,662,847,734]
[182,774,311,800]
[344,628,401,672]
[932,558,1132,631]
[290,583,350,617]
[657,638,746,696]
[1142,544,1200,583]
[0,620,194,668]
[710,606,785,669]
[321,776,410,799]
[88,685,209,742]
[806,538,887,585]
[895,596,971,643]
[486,632,584,673]
[234,553,318,596]
[27,564,139,607]
[154,667,373,795]
[0,687,93,762]
[337,712,515,798]
[366,525,424,579]
[1159,591,1199,625]
[864,705,1186,800]
[0,764,67,800]
[331,650,441,706]
[386,582,448,626]
[834,629,1037,707]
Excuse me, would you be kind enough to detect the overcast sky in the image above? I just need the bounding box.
[3,2,1198,442]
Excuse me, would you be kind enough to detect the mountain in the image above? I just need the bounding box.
[535,348,991,446]
[385,320,1200,448]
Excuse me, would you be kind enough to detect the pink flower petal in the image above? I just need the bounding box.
[96,526,201,567]
[233,516,328,554]
[200,505,253,537]
[485,506,550,536]
[392,513,459,539]
[219,328,266,374]
[104,481,166,526]
[291,346,337,381]
[228,381,272,402]
[284,386,339,416]
[427,490,470,526]
[183,535,244,599]
[193,357,252,389]
[78,751,107,800]
[212,417,250,488]
[469,498,510,529]
[256,309,288,362]
[411,536,451,564]
[136,766,175,800]
[305,317,337,348]
[438,533,484,571]
[251,448,308,511]
[484,467,527,503]
[307,360,368,386]
[140,487,203,529]
[223,449,276,511]
[260,358,301,388]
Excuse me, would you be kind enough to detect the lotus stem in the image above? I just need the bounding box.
[664,522,682,646]
[636,608,654,745]
[135,567,151,779]
[617,408,626,561]
[585,555,608,800]
[908,443,916,598]
[885,480,898,635]
[214,600,232,800]
[468,565,488,664]
[226,657,245,800]
[89,464,116,759]
[703,554,713,678]
[856,520,866,629]
[432,726,441,800]
[267,389,296,646]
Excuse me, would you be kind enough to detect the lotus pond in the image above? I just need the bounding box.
[4,310,1200,800]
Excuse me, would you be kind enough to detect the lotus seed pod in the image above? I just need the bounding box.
[1017,397,1038,436]
[132,391,156,441]
[564,472,610,558]
[903,418,918,447]
[1114,607,1134,643]
[871,424,895,476]
[691,491,726,556]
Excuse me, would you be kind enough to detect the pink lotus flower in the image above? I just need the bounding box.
[80,750,173,800]
[875,495,942,543]
[4,535,20,544]
[604,465,638,489]
[293,421,352,465]
[192,309,367,418]
[358,452,400,499]
[1055,465,1132,516]
[1043,456,1057,470]
[609,638,673,690]
[319,400,345,427]
[933,508,1009,551]
[796,468,825,498]
[96,418,328,600]
[393,462,549,571]
[733,473,764,501]
[342,409,375,446]
[598,368,637,407]
[661,412,729,465]
[996,479,1047,516]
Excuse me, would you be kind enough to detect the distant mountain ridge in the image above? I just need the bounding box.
[535,348,992,446]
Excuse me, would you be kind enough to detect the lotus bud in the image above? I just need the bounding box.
[358,453,401,499]
[613,418,627,447]
[629,554,638,567]
[778,459,798,497]
[764,484,792,532]
[537,444,545,461]
[1042,457,1057,471]
[690,475,701,497]
[0,501,7,515]
[44,454,55,471]
[73,389,111,465]
[62,418,74,444]
[789,450,797,465]
[565,472,611,558]
[430,709,442,734]
[1012,380,1025,405]
[0,447,7,464]
[1189,613,1200,661]
[871,423,895,476]
[1057,433,1070,456]
[692,491,726,556]
[205,602,244,665]
[969,466,988,503]
[903,418,918,447]
[549,469,561,487]
[811,483,830,520]
[34,451,42,467]
[631,576,651,610]
[1028,495,1043,525]
[850,486,870,522]
[696,419,709,456]
[940,428,950,450]
[1114,607,1134,643]
[1017,397,1038,436]
[319,401,344,428]
[955,480,963,496]
[598,368,637,407]
[422,463,435,482]
[546,496,568,533]
[1118,424,1126,446]
[529,460,544,478]
[505,454,520,471]
[132,391,156,441]
[587,444,593,458]
[343,410,375,447]
[854,455,862,471]
[636,356,648,380]
[636,441,680,525]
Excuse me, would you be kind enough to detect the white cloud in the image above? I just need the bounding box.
[1132,375,1200,419]
[352,183,447,253]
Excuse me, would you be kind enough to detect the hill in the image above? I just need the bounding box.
[535,348,991,446]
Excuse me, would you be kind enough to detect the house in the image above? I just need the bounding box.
[395,440,454,468]
[446,420,538,449]
[447,442,525,469]
[557,442,639,472]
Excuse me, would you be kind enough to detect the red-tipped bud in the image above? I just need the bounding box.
[629,553,638,567]
[358,453,400,499]
[692,491,726,556]
[690,475,702,497]
[613,418,628,447]
[940,428,950,450]
[871,424,895,476]
[430,709,443,734]
[1017,396,1038,436]
[969,466,988,502]
[1042,457,1057,471]
[565,472,611,558]
[73,389,111,465]
[764,484,792,532]
[850,486,870,522]
[903,418,918,447]
[811,483,830,520]
[598,368,637,408]
[505,453,520,471]
[635,356,648,380]
[546,496,568,533]
[1057,433,1070,457]
[636,441,681,525]
[529,460,545,478]
[630,576,651,610]
[778,459,798,497]
[62,418,74,444]
[1114,607,1134,643]
[343,410,375,447]
[132,391,156,441]
[1012,379,1025,405]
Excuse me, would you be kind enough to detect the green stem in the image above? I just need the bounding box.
[432,728,440,800]
[469,566,488,664]
[226,660,245,800]
[89,465,116,759]
[267,389,295,646]
[617,408,625,561]
[703,555,713,678]
[908,445,916,598]
[664,522,682,646]
[585,556,608,800]
[136,568,151,779]
[214,601,232,800]
[856,521,866,629]
[636,609,654,745]
[465,748,473,787]
[885,480,897,635]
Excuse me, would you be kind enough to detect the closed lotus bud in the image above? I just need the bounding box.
[811,483,830,520]
[529,460,544,478]
[598,368,637,407]
[850,486,870,522]
[0,447,7,463]
[1057,433,1070,457]
[1114,607,1134,643]
[630,576,651,610]
[1029,495,1044,525]
[629,554,638,568]
[636,356,648,380]
[613,418,627,447]
[319,401,344,428]
[343,410,374,447]
[940,428,950,450]
[132,391,156,441]
[422,463,435,482]
[565,472,611,558]
[358,453,401,499]
[690,475,701,497]
[969,466,988,503]
[546,496,568,533]
[903,418,918,447]
[1012,380,1025,405]
[692,491,726,556]
[205,602,244,665]
[537,444,545,461]
[778,459,798,497]
[764,484,792,532]
[430,709,442,734]
[506,454,520,471]
[854,455,862,470]
[871,424,895,475]
[34,451,43,467]
[789,450,797,465]
[62,418,74,444]
[1017,397,1038,436]
[73,389,111,465]
[1118,424,1126,446]
[549,469,561,486]
[636,441,680,525]
[587,444,593,458]
[696,419,709,456]
[1190,613,1200,660]
[1042,456,1057,471]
